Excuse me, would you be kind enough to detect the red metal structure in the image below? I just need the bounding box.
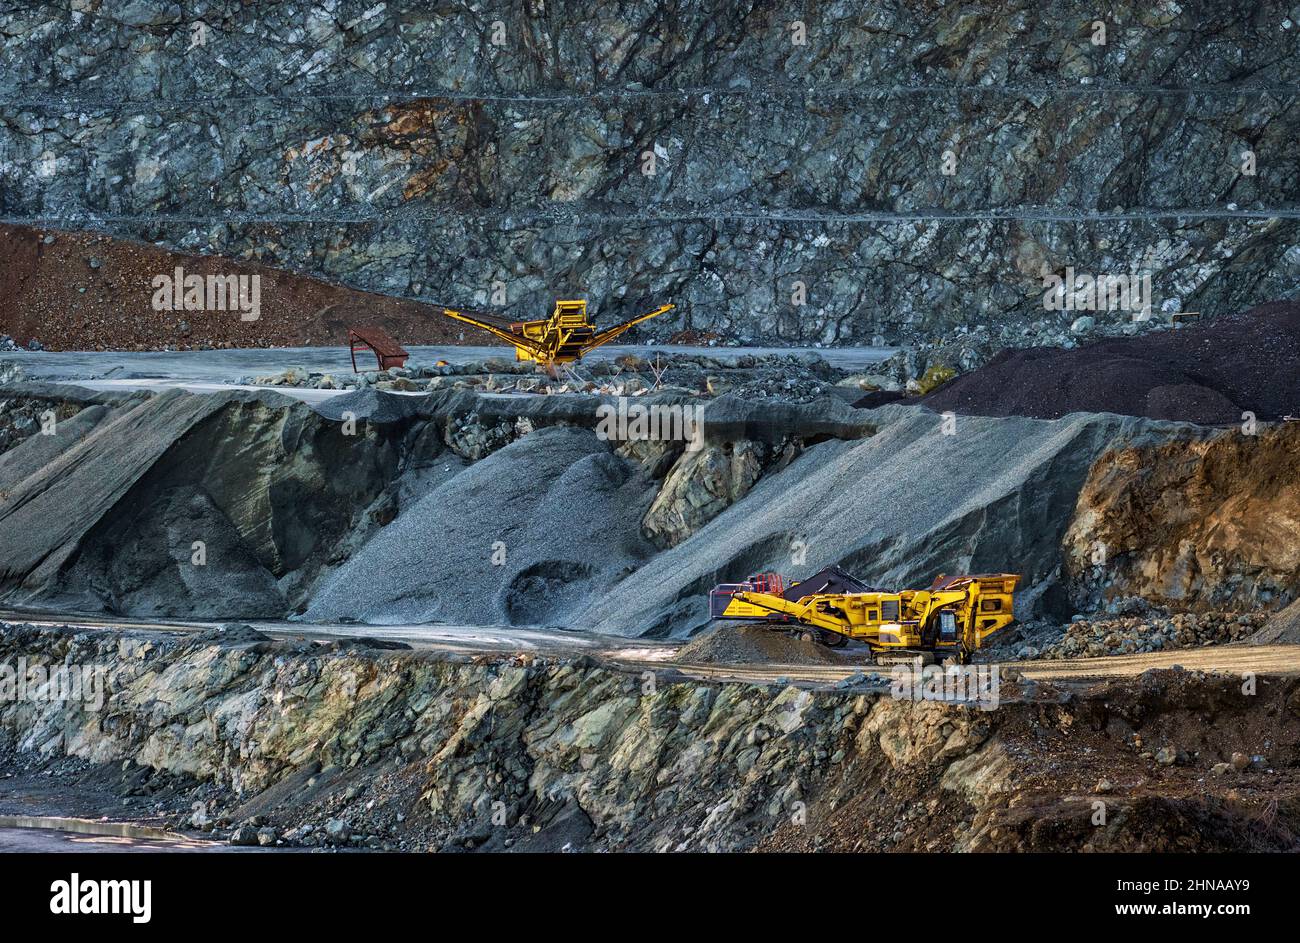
[707,566,875,621]
[348,326,410,373]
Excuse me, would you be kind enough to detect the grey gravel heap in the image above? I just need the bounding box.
[572,403,1200,637]
[306,426,659,625]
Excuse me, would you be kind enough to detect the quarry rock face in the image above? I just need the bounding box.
[0,622,888,851]
[1064,423,1300,613]
[2,3,1296,357]
[5,621,1300,852]
[6,3,1300,865]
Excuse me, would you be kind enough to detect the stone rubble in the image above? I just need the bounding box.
[1014,611,1267,660]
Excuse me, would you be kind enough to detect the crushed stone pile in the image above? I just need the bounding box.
[243,351,849,403]
[0,377,1230,637]
[923,300,1300,424]
[674,624,845,666]
[0,384,874,622]
[573,403,1182,638]
[305,426,659,625]
[1017,611,1266,660]
[0,389,229,595]
[0,386,397,618]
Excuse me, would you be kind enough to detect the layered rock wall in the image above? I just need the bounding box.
[2,3,1296,357]
[4,621,1299,851]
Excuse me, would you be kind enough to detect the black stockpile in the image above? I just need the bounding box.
[919,300,1300,424]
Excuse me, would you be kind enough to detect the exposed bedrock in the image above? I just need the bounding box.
[8,94,1297,218]
[4,622,1300,852]
[642,438,803,549]
[7,2,1298,98]
[2,3,1296,354]
[1064,422,1300,613]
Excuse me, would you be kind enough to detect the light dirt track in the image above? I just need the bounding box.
[0,609,679,661]
[669,644,1300,687]
[4,609,1300,686]
[1010,645,1300,680]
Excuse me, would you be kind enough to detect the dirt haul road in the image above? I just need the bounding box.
[674,646,1300,686]
[0,343,896,383]
[4,610,1299,687]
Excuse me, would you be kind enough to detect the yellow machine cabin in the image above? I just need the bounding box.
[439,299,674,370]
[710,569,1020,663]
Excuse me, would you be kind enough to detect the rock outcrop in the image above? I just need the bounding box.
[1064,422,1300,612]
[2,3,1296,355]
[642,438,800,548]
[0,390,82,455]
[4,621,1299,852]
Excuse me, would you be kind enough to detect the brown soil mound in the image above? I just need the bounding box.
[0,224,494,352]
[1064,422,1300,613]
[922,300,1300,424]
[675,623,845,666]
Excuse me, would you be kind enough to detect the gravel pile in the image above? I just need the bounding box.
[675,623,844,665]
[1250,598,1300,645]
[726,375,837,403]
[923,300,1300,424]
[305,426,659,625]
[0,390,234,606]
[573,403,1176,637]
[1018,611,1266,660]
[242,352,847,403]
